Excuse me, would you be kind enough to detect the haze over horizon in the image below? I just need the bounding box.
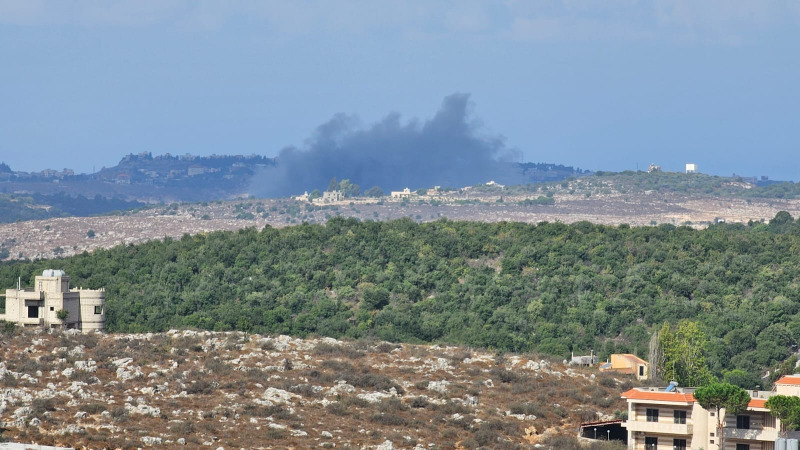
[1,1,799,181]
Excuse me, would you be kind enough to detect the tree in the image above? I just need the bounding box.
[56,309,69,321]
[327,177,339,192]
[722,369,759,389]
[658,321,715,386]
[309,189,322,200]
[365,186,383,198]
[87,229,95,238]
[694,382,750,450]
[766,395,800,435]
[338,179,360,198]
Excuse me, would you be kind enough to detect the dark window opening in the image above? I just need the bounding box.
[646,408,659,422]
[49,306,54,311]
[673,438,686,450]
[27,306,39,318]
[639,365,645,377]
[674,410,686,424]
[736,415,750,429]
[736,444,750,450]
[645,437,657,450]
[94,306,102,315]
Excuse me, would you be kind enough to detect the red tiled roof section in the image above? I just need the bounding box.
[620,389,695,403]
[620,389,766,409]
[775,375,800,386]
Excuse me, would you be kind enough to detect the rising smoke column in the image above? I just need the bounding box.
[249,93,524,197]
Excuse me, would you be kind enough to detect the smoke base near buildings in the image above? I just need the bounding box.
[249,93,527,197]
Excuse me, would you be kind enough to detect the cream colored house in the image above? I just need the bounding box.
[0,270,105,332]
[620,378,800,450]
[390,188,412,199]
[600,354,649,380]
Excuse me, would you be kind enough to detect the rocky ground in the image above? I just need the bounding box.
[2,190,799,261]
[0,327,629,449]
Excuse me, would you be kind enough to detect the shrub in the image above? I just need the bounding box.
[83,403,107,414]
[509,402,544,417]
[369,413,407,426]
[30,398,57,416]
[411,396,429,408]
[110,406,128,422]
[186,379,215,395]
[598,375,618,388]
[326,402,349,416]
[313,342,364,359]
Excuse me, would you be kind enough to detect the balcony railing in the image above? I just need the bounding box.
[623,420,691,435]
[723,427,779,442]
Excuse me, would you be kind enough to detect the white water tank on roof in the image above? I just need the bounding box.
[42,269,65,277]
[777,438,787,450]
[788,438,799,450]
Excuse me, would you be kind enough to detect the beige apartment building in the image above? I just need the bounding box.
[622,375,800,450]
[0,270,105,332]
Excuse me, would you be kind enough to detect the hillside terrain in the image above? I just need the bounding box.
[4,215,800,390]
[0,154,583,204]
[0,327,626,449]
[1,187,799,261]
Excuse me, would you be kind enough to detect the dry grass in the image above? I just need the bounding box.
[0,328,630,449]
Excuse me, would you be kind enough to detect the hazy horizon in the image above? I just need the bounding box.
[1,1,798,181]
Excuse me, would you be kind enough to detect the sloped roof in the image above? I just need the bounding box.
[618,354,648,364]
[620,389,694,403]
[775,375,800,386]
[621,389,766,410]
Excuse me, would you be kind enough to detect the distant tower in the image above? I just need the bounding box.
[685,163,697,174]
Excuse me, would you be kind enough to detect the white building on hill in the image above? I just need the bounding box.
[0,270,105,332]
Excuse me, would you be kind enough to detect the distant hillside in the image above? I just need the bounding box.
[0,153,275,202]
[0,192,144,224]
[525,170,800,199]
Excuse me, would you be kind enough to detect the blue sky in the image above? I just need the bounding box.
[1,1,798,180]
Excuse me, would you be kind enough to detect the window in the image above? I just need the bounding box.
[674,410,686,424]
[639,365,645,377]
[49,306,54,311]
[673,439,686,450]
[646,408,659,422]
[736,415,750,429]
[27,305,39,318]
[736,444,750,450]
[94,306,102,315]
[645,437,657,450]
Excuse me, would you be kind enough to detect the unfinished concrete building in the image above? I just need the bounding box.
[0,270,105,332]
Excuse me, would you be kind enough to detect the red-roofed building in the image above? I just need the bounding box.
[621,386,781,449]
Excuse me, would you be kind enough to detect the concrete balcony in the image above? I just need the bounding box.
[623,420,692,435]
[723,427,779,441]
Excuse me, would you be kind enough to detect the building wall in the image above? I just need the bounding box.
[2,274,105,332]
[775,383,800,396]
[77,290,105,331]
[632,404,694,425]
[629,434,693,450]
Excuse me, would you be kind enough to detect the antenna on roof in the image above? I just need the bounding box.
[17,277,20,291]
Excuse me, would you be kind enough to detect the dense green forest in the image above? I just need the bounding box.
[0,193,144,223]
[3,214,800,386]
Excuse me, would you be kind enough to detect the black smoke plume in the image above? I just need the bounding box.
[249,93,525,197]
